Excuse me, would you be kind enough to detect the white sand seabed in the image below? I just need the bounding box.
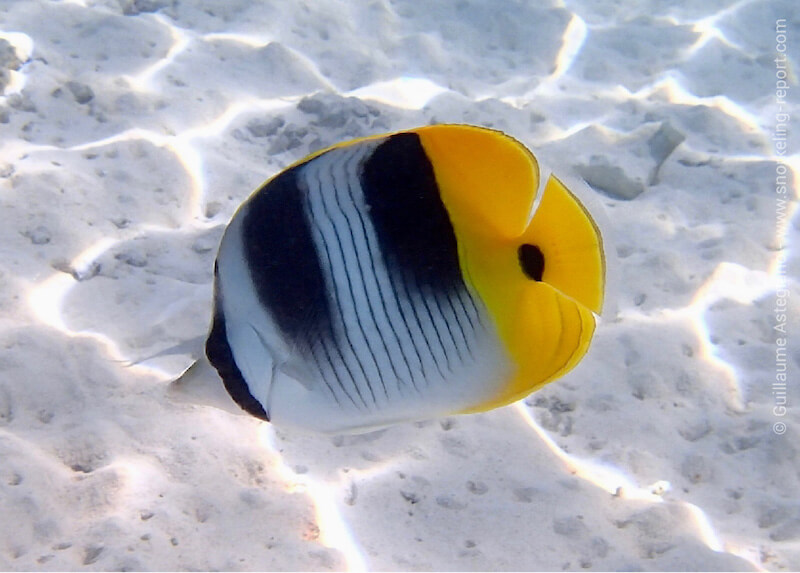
[0,0,799,570]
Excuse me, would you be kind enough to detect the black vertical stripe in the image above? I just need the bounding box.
[240,166,335,355]
[237,161,373,410]
[361,132,465,294]
[361,132,470,376]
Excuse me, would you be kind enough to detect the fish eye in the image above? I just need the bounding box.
[518,243,544,281]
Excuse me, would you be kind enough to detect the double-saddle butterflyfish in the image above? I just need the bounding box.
[195,124,605,434]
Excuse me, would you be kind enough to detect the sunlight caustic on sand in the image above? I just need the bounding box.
[346,77,449,110]
[1,0,794,568]
[617,261,781,412]
[25,234,179,379]
[514,402,667,502]
[683,5,751,58]
[28,237,120,333]
[60,96,293,222]
[550,13,588,81]
[642,75,763,134]
[0,31,34,96]
[122,14,191,93]
[514,402,768,569]
[258,426,368,572]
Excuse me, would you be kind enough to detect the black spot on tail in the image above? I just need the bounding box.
[518,244,545,281]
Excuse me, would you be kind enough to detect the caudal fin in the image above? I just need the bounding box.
[168,356,245,418]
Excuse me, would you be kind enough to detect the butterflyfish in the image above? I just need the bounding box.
[202,124,605,433]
